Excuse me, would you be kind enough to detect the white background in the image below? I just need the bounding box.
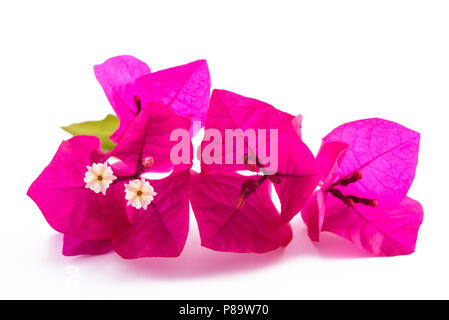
[1,1,448,299]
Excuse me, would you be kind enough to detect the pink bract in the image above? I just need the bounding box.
[110,101,191,174]
[94,56,210,142]
[29,102,193,257]
[135,60,210,136]
[27,136,131,240]
[94,55,151,142]
[200,90,319,224]
[321,195,423,256]
[30,54,426,260]
[190,90,319,253]
[302,118,423,256]
[190,172,292,253]
[109,102,193,257]
[322,118,420,208]
[113,169,191,258]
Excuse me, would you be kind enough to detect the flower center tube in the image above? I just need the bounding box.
[233,153,283,210]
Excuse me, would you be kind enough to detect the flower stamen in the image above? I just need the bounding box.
[327,171,377,208]
[331,171,363,187]
[328,188,354,207]
[328,187,377,208]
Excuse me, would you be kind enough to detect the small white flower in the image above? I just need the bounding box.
[124,178,157,210]
[84,162,117,195]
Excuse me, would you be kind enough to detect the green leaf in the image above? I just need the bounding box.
[61,114,119,151]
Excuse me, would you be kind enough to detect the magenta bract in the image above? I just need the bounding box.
[302,118,423,256]
[29,56,425,260]
[202,90,319,223]
[113,169,191,258]
[27,136,131,240]
[94,56,210,142]
[191,172,292,253]
[135,60,210,137]
[29,93,195,258]
[190,89,319,253]
[94,55,151,142]
[110,101,191,174]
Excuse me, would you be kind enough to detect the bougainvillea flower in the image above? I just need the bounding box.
[124,178,158,210]
[198,90,319,223]
[28,100,193,258]
[190,90,319,253]
[301,118,423,256]
[84,162,117,195]
[94,55,210,142]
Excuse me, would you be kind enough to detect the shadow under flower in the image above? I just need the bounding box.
[45,220,371,281]
[110,220,371,280]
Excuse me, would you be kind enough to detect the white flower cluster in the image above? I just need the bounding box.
[84,162,157,210]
